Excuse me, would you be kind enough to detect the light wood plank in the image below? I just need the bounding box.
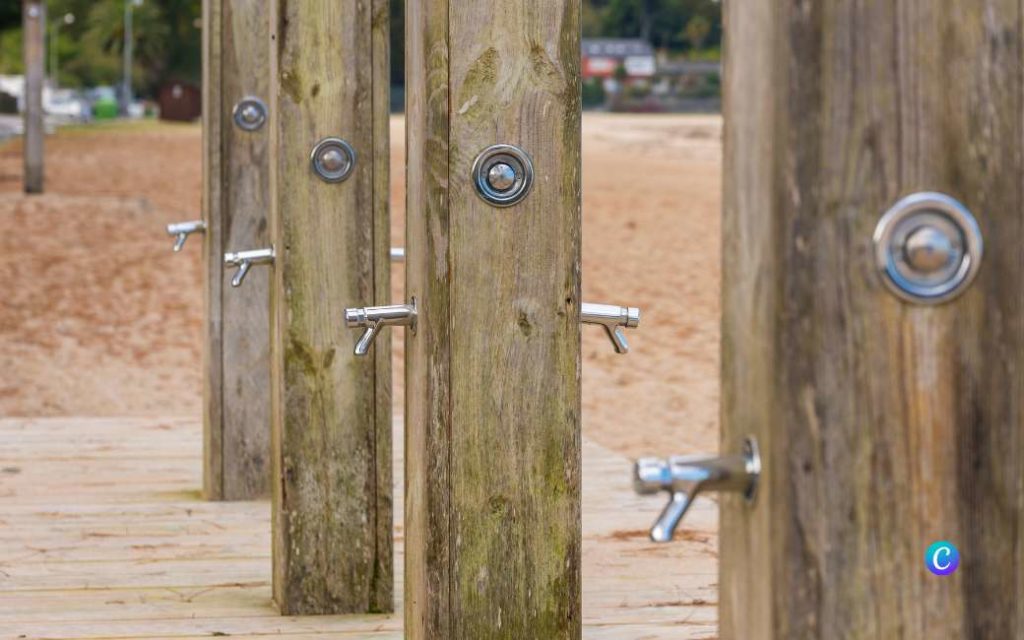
[0,417,717,638]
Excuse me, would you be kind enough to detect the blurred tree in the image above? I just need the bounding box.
[683,14,711,51]
[0,4,20,32]
[0,0,720,92]
[0,28,22,74]
[0,0,200,97]
[391,0,404,85]
[589,0,721,53]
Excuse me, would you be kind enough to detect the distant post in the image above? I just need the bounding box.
[199,0,273,500]
[22,0,45,194]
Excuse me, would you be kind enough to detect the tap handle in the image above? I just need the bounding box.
[605,325,630,354]
[651,492,692,544]
[355,323,382,356]
[231,261,252,288]
[166,220,206,252]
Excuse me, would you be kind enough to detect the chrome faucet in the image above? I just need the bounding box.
[581,302,641,354]
[344,298,639,357]
[224,247,275,288]
[634,438,761,543]
[344,300,417,356]
[166,220,206,252]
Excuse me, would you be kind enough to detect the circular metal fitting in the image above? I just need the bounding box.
[873,192,983,305]
[472,144,535,207]
[232,97,267,132]
[310,137,357,183]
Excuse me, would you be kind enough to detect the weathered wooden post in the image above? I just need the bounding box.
[404,1,583,637]
[189,0,272,501]
[716,1,1024,637]
[265,0,392,615]
[22,0,45,194]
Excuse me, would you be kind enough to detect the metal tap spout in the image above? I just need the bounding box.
[581,302,641,354]
[166,220,206,252]
[634,438,760,543]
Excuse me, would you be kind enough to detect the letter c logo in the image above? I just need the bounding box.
[925,541,959,576]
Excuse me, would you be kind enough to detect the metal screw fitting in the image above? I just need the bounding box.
[224,247,275,288]
[472,144,535,207]
[232,97,267,132]
[634,437,761,543]
[166,220,206,252]
[581,302,641,354]
[311,137,357,183]
[345,300,417,356]
[390,247,406,263]
[903,225,955,273]
[487,163,517,191]
[873,192,983,305]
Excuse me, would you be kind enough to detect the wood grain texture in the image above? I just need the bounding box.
[202,0,273,502]
[268,0,392,616]
[0,417,718,639]
[22,0,44,194]
[405,2,583,637]
[722,1,1024,637]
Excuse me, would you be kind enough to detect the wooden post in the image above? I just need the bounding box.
[722,1,1024,637]
[267,0,392,615]
[405,2,582,637]
[22,0,44,194]
[201,0,272,500]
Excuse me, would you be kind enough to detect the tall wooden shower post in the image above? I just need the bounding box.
[720,0,1024,637]
[404,1,584,637]
[197,0,273,501]
[265,0,393,616]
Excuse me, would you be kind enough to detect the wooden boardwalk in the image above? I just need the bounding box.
[0,417,719,639]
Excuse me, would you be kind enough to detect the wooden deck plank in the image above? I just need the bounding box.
[0,417,717,639]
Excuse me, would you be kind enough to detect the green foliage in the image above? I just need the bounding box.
[0,4,19,32]
[1,0,201,97]
[390,0,404,85]
[0,27,22,74]
[683,14,711,51]
[586,0,722,53]
[582,78,606,108]
[1,0,719,94]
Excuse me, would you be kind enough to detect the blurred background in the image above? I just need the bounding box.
[0,0,722,129]
[0,0,724,462]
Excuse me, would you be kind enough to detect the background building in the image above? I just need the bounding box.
[582,38,657,80]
